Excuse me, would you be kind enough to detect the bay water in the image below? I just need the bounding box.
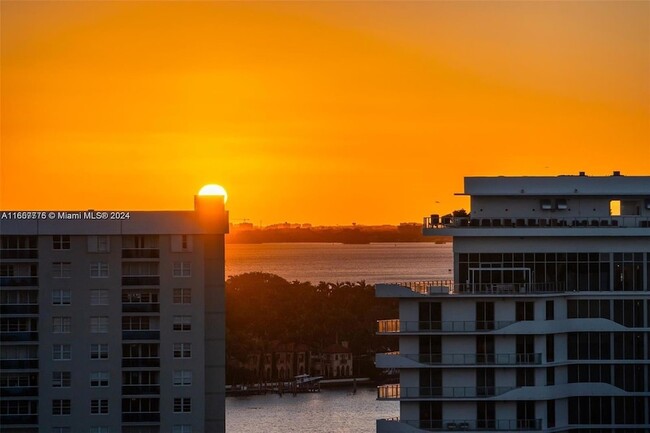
[224,242,453,432]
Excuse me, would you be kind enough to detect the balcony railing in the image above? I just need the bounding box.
[122,249,160,259]
[122,276,160,286]
[122,303,160,313]
[379,418,542,431]
[0,386,39,397]
[0,414,39,425]
[424,215,650,230]
[122,358,160,368]
[122,330,160,340]
[384,280,565,295]
[0,332,38,342]
[0,305,39,315]
[122,385,161,395]
[377,384,515,400]
[377,320,514,333]
[0,249,38,259]
[382,352,541,365]
[122,412,160,423]
[0,277,38,287]
[0,359,38,369]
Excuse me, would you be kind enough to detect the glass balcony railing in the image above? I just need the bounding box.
[380,418,542,431]
[0,277,38,287]
[382,280,565,295]
[122,249,160,259]
[377,384,516,400]
[381,352,542,365]
[424,214,650,230]
[377,320,514,333]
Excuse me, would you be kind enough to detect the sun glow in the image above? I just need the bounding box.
[198,184,228,202]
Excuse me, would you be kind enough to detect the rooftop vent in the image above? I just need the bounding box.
[613,171,621,176]
[579,171,586,176]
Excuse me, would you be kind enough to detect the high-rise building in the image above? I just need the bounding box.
[376,173,649,432]
[0,193,228,433]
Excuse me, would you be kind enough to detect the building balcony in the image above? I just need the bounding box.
[377,417,542,432]
[122,385,161,395]
[377,320,514,334]
[122,412,160,423]
[423,215,650,237]
[122,303,160,313]
[376,352,541,368]
[0,277,38,287]
[377,384,516,400]
[0,249,38,259]
[122,276,160,286]
[0,386,39,397]
[122,358,160,368]
[0,332,38,342]
[0,305,38,315]
[122,249,160,259]
[0,359,38,370]
[377,281,565,297]
[122,330,160,340]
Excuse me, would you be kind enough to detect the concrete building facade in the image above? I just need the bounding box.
[376,174,649,432]
[0,194,228,433]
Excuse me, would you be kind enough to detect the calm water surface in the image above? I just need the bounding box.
[225,242,453,284]
[226,388,397,433]
[224,243,453,431]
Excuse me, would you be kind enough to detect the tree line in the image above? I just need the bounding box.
[225,272,398,383]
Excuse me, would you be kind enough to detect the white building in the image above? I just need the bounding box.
[376,173,650,433]
[0,193,228,433]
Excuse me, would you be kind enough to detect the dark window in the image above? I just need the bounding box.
[476,335,494,364]
[476,368,495,396]
[547,367,555,386]
[546,335,554,362]
[516,302,534,321]
[419,402,442,430]
[419,336,441,363]
[516,368,534,387]
[419,370,442,397]
[477,401,495,429]
[546,300,554,320]
[476,302,494,330]
[547,400,555,428]
[419,302,441,330]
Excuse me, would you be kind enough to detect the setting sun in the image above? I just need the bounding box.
[199,184,228,202]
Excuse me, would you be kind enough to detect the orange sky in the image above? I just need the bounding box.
[1,1,649,225]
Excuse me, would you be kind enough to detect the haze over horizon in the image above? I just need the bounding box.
[2,1,648,225]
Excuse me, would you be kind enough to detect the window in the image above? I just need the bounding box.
[546,335,555,362]
[173,316,191,331]
[173,370,192,386]
[53,344,71,361]
[53,235,71,250]
[173,288,191,304]
[87,235,110,253]
[52,262,71,279]
[52,428,71,433]
[546,300,554,320]
[171,235,193,252]
[90,317,109,333]
[90,262,109,278]
[89,427,110,433]
[546,367,555,386]
[52,399,71,415]
[516,302,534,321]
[90,400,108,415]
[173,262,191,277]
[91,289,108,306]
[173,343,191,358]
[173,398,191,413]
[90,344,108,360]
[547,400,555,428]
[173,425,192,433]
[52,288,71,305]
[90,372,109,387]
[52,371,71,387]
[52,316,71,333]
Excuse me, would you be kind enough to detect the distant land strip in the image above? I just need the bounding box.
[227,223,451,244]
